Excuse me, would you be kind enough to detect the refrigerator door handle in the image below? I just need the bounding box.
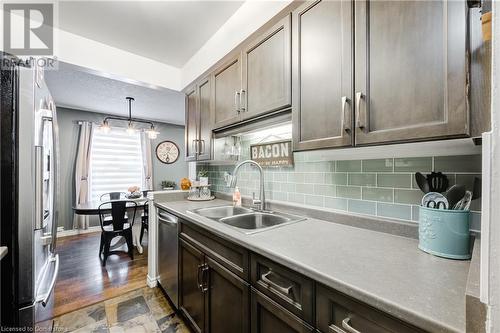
[34,146,44,230]
[36,254,59,307]
[45,105,60,253]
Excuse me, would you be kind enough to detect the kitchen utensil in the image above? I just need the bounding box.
[472,177,481,200]
[415,172,430,193]
[422,192,449,210]
[453,191,473,210]
[426,172,449,193]
[444,185,466,210]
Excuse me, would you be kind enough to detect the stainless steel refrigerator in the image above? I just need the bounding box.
[0,53,60,330]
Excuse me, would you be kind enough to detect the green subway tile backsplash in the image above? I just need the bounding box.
[204,154,481,228]
[394,157,432,172]
[362,159,393,172]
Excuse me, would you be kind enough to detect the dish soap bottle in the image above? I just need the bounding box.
[233,187,242,207]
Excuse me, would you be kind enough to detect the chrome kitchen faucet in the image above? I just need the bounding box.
[230,160,266,211]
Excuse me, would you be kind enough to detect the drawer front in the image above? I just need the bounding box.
[180,222,249,280]
[251,254,314,324]
[316,284,426,333]
[251,288,314,333]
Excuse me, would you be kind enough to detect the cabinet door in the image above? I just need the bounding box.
[241,15,291,120]
[185,85,198,161]
[179,239,205,333]
[205,257,250,333]
[213,55,242,129]
[251,288,314,333]
[354,0,468,145]
[292,0,353,151]
[197,76,213,161]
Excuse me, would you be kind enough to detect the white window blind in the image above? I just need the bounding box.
[90,128,143,201]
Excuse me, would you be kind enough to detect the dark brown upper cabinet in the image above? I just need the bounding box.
[185,76,213,161]
[292,0,353,151]
[241,15,292,120]
[198,77,213,160]
[185,84,198,162]
[354,0,469,145]
[213,55,243,129]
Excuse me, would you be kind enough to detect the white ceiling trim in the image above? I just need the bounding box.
[55,27,183,91]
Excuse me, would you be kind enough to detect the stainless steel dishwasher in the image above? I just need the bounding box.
[157,206,179,308]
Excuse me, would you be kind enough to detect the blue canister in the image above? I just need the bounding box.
[418,206,471,260]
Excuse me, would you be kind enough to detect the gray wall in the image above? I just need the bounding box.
[57,107,187,230]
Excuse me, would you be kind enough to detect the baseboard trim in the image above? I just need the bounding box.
[57,226,101,238]
[147,274,158,288]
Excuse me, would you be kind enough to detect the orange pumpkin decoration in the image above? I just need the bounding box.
[180,178,191,190]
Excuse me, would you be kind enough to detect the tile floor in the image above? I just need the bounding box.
[53,287,190,333]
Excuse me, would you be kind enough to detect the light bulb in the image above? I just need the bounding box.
[99,120,111,133]
[147,126,159,139]
[126,123,136,135]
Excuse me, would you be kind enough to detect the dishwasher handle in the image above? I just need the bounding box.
[157,210,177,225]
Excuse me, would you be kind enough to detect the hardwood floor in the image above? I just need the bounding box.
[53,231,148,318]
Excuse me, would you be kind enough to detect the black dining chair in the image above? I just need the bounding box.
[140,200,149,245]
[98,200,138,266]
[100,192,127,201]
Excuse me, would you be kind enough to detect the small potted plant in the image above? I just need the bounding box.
[161,180,176,190]
[198,170,209,186]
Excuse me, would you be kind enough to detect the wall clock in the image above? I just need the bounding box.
[156,141,179,164]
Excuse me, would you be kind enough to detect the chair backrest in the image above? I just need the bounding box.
[143,200,149,216]
[98,200,138,231]
[100,192,127,201]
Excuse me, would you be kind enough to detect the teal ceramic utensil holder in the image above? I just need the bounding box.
[418,206,471,260]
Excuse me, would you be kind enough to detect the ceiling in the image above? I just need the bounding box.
[58,1,244,67]
[45,62,186,125]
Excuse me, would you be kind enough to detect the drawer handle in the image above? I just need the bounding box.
[261,271,293,296]
[342,317,361,333]
[328,324,347,333]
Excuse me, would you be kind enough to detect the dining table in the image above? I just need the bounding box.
[73,196,148,254]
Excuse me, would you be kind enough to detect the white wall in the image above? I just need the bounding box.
[483,2,499,332]
[180,0,293,89]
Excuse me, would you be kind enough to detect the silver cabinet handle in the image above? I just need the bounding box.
[200,139,205,155]
[342,317,361,333]
[328,324,347,333]
[36,254,59,307]
[261,270,293,296]
[355,92,367,131]
[197,263,209,292]
[34,146,44,230]
[239,89,246,112]
[201,264,209,293]
[342,96,351,134]
[234,91,241,113]
[197,263,204,291]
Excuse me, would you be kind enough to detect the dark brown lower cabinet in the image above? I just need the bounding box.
[206,257,249,333]
[316,284,425,333]
[179,239,205,333]
[251,288,314,333]
[179,237,250,333]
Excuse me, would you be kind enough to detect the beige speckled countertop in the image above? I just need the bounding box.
[156,199,472,333]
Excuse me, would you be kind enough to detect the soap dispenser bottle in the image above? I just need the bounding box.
[233,187,242,207]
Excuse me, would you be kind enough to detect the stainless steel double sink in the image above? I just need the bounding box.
[189,205,305,234]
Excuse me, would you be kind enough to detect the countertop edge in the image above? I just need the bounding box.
[156,200,467,333]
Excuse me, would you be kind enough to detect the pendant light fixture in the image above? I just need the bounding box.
[98,97,159,139]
